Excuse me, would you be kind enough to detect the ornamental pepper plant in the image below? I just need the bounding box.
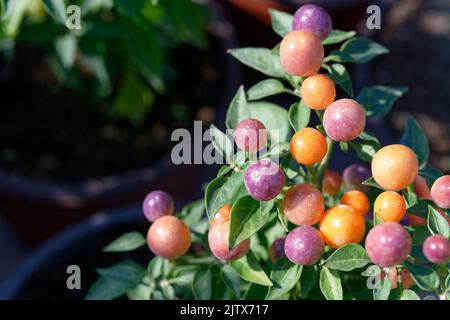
[87,4,450,301]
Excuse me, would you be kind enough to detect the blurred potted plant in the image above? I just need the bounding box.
[0,0,240,245]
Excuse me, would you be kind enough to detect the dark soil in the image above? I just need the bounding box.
[372,0,450,173]
[0,35,224,182]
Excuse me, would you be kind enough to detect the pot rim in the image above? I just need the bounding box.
[0,204,144,300]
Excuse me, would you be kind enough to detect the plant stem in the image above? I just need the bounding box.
[317,137,334,190]
[407,183,415,194]
[315,110,324,122]
[307,165,318,187]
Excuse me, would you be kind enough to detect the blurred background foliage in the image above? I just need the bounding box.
[0,0,208,122]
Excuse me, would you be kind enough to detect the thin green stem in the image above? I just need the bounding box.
[307,165,318,187]
[315,110,324,122]
[317,137,334,190]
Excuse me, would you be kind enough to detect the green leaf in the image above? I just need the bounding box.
[0,0,6,18]
[419,167,443,189]
[325,63,353,97]
[229,47,287,79]
[327,37,388,64]
[55,34,77,69]
[229,196,272,248]
[247,79,287,101]
[362,176,382,189]
[299,265,318,297]
[406,200,435,219]
[266,258,302,299]
[247,101,291,145]
[125,18,165,77]
[400,114,429,169]
[373,277,392,300]
[243,283,268,300]
[180,199,205,228]
[323,30,356,45]
[204,172,248,218]
[323,244,369,271]
[103,232,146,252]
[113,69,155,122]
[42,0,68,25]
[230,252,273,287]
[1,0,34,37]
[276,201,289,233]
[428,206,450,237]
[192,268,212,300]
[221,264,241,298]
[357,86,408,117]
[264,142,290,159]
[85,276,130,300]
[339,141,349,153]
[319,267,343,300]
[281,154,299,180]
[268,9,293,37]
[400,289,421,300]
[445,274,450,292]
[217,165,232,177]
[170,267,199,286]
[210,124,233,164]
[147,256,170,280]
[316,124,326,135]
[96,261,146,288]
[361,265,381,277]
[349,131,381,162]
[405,261,440,291]
[288,101,311,132]
[127,283,151,300]
[226,86,249,129]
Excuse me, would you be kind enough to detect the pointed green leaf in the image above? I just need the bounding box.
[427,206,450,238]
[230,252,273,287]
[204,173,248,218]
[229,196,274,248]
[210,124,234,164]
[323,244,369,271]
[288,101,311,131]
[247,79,287,101]
[323,30,356,45]
[192,268,212,300]
[319,267,343,300]
[226,86,249,129]
[268,9,293,37]
[221,264,241,298]
[357,86,408,117]
[266,258,302,299]
[400,114,429,169]
[229,48,287,79]
[326,63,353,97]
[400,289,420,300]
[373,277,392,300]
[327,37,388,64]
[103,232,146,252]
[405,261,440,291]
